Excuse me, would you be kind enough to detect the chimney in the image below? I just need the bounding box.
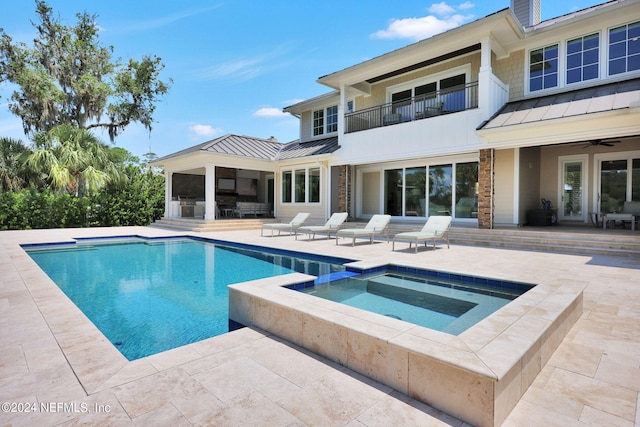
[511,0,541,27]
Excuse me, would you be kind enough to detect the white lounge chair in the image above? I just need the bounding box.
[261,212,310,237]
[392,215,452,253]
[296,212,348,240]
[336,214,391,246]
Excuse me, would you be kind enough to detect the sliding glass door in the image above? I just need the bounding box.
[596,151,640,213]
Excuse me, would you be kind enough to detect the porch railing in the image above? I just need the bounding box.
[344,81,478,133]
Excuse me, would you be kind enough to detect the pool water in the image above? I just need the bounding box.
[299,270,533,335]
[25,237,348,360]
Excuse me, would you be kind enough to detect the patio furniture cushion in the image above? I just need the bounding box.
[392,215,452,253]
[336,215,392,246]
[261,213,310,236]
[297,212,348,240]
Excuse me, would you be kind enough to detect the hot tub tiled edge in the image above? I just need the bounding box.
[228,272,584,427]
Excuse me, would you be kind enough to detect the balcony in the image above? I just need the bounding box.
[345,82,478,133]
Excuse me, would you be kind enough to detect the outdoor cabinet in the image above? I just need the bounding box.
[527,209,553,226]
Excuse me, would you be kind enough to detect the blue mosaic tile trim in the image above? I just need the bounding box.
[386,265,535,292]
[284,280,316,291]
[189,236,354,265]
[314,270,360,284]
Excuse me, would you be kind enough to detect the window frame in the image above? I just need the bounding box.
[525,21,640,95]
[566,32,600,85]
[312,105,338,137]
[528,43,559,93]
[281,167,322,204]
[608,20,640,77]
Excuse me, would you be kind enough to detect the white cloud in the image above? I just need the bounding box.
[188,124,223,138]
[371,2,475,41]
[253,107,288,118]
[428,2,455,15]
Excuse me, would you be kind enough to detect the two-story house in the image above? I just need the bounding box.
[153,0,640,230]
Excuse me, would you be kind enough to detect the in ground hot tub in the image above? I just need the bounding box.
[229,261,583,427]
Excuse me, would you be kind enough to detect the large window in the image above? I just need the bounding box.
[282,171,292,203]
[567,33,599,84]
[529,44,558,92]
[384,169,403,216]
[405,167,426,216]
[389,72,466,117]
[455,163,478,219]
[294,169,305,202]
[313,105,338,136]
[309,168,320,202]
[429,165,452,215]
[609,20,640,76]
[282,168,320,204]
[382,162,476,218]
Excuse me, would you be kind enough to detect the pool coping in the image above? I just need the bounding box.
[228,259,584,427]
[12,231,583,427]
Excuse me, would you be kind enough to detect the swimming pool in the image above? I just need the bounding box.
[295,268,534,334]
[24,236,350,360]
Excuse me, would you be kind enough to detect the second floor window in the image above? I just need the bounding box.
[326,106,338,133]
[530,44,558,92]
[313,110,324,136]
[567,33,599,84]
[609,20,640,76]
[313,105,338,136]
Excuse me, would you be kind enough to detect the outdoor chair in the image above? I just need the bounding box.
[392,215,452,253]
[335,214,391,246]
[261,212,310,237]
[296,212,348,240]
[602,201,640,231]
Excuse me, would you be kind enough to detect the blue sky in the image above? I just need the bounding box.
[1,0,606,159]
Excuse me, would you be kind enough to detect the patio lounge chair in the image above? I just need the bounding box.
[261,212,310,237]
[296,212,348,240]
[392,215,452,253]
[336,214,391,246]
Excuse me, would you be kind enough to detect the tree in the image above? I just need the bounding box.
[25,124,125,196]
[0,1,171,141]
[0,137,36,191]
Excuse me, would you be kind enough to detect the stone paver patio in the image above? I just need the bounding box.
[1,226,638,426]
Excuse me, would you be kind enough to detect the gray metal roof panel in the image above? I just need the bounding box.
[479,78,640,131]
[277,137,340,160]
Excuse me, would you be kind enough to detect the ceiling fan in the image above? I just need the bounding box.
[583,139,621,148]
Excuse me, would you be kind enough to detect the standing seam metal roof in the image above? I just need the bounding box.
[153,134,340,163]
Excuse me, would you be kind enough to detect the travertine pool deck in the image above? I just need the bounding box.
[1,226,639,426]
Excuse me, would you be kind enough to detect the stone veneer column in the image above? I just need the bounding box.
[478,149,494,229]
[336,165,352,217]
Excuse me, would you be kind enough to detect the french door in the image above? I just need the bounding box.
[559,155,587,222]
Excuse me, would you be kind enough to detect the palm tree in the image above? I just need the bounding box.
[0,137,34,191]
[25,124,125,196]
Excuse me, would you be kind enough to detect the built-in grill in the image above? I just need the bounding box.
[179,196,196,217]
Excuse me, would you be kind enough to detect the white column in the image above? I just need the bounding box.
[478,36,492,116]
[204,164,216,220]
[338,83,346,137]
[164,169,172,218]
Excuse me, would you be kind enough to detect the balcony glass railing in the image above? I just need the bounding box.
[344,81,478,133]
